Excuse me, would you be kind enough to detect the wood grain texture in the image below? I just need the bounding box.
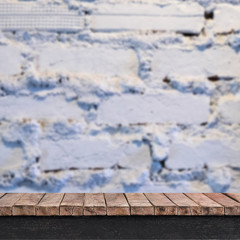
[205,193,240,215]
[105,193,130,216]
[0,193,5,199]
[60,193,84,216]
[145,193,177,215]
[165,193,201,215]
[125,193,154,215]
[225,193,240,203]
[13,193,44,216]
[84,193,106,216]
[36,193,64,216]
[0,193,23,216]
[185,193,224,215]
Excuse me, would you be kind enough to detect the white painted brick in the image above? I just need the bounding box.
[0,3,84,31]
[152,47,240,79]
[37,45,138,77]
[166,138,240,169]
[0,46,22,75]
[97,92,210,125]
[91,3,204,33]
[218,95,240,124]
[0,96,83,120]
[0,140,22,170]
[213,4,240,33]
[40,138,151,171]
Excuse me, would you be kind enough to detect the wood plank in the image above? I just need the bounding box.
[13,193,44,216]
[125,193,154,215]
[185,193,224,215]
[165,193,201,215]
[145,193,177,215]
[0,193,5,199]
[205,193,240,215]
[105,193,130,216]
[60,193,84,216]
[225,193,240,203]
[84,193,106,216]
[0,193,23,216]
[36,193,64,216]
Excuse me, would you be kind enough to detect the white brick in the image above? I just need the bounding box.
[40,138,151,171]
[152,47,240,79]
[0,141,22,170]
[37,45,138,77]
[91,3,204,33]
[97,92,210,125]
[166,138,240,169]
[0,46,22,75]
[213,4,240,33]
[218,95,240,124]
[0,96,83,120]
[0,3,84,31]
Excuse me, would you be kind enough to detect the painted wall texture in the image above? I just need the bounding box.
[0,0,240,193]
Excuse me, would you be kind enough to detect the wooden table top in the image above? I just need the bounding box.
[0,193,239,216]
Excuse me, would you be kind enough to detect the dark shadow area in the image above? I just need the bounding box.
[1,216,240,239]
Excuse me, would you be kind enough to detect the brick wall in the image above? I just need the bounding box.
[0,0,240,193]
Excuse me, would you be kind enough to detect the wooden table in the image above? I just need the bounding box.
[0,193,240,239]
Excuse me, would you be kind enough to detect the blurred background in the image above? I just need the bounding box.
[0,0,240,193]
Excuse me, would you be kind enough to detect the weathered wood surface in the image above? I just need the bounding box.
[0,193,240,216]
[105,193,130,216]
[84,193,106,216]
[0,193,23,216]
[60,193,84,216]
[225,193,240,203]
[36,193,64,216]
[125,193,154,215]
[205,193,240,215]
[13,193,44,216]
[186,193,224,215]
[145,193,177,215]
[0,193,5,199]
[165,193,201,215]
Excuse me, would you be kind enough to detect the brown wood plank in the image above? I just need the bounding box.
[0,193,5,199]
[125,193,154,215]
[205,193,240,215]
[185,193,224,215]
[36,193,64,216]
[84,193,106,216]
[165,193,201,215]
[60,193,84,216]
[145,193,177,215]
[225,193,240,203]
[13,193,44,216]
[0,193,23,216]
[105,193,130,216]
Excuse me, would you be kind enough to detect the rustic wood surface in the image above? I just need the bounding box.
[0,193,24,216]
[60,193,84,216]
[185,193,224,215]
[105,193,130,216]
[165,193,201,215]
[36,193,64,216]
[145,193,177,215]
[0,193,5,199]
[125,193,154,215]
[0,193,240,216]
[205,193,240,215]
[13,193,44,216]
[225,193,240,203]
[84,193,106,216]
